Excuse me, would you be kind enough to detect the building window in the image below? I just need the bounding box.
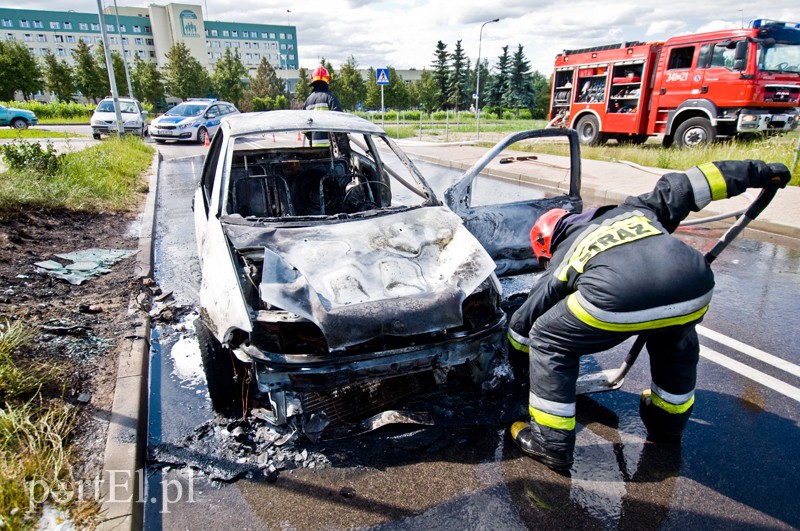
[279,33,285,39]
[79,23,88,30]
[280,43,286,50]
[133,25,141,33]
[50,21,60,29]
[23,33,33,42]
[95,36,102,43]
[66,35,75,43]
[54,35,64,43]
[144,26,150,33]
[20,20,30,28]
[124,50,130,58]
[6,33,15,41]
[269,32,275,39]
[135,37,143,45]
[289,54,295,60]
[207,51,212,59]
[287,44,293,50]
[224,41,231,48]
[91,23,100,31]
[63,22,72,29]
[109,36,117,44]
[287,33,293,40]
[34,20,43,28]
[146,38,153,45]
[214,51,221,59]
[137,50,145,58]
[1,19,11,28]
[81,36,91,44]
[222,30,229,37]
[210,29,217,36]
[242,31,249,38]
[244,42,250,49]
[119,25,126,32]
[233,41,240,48]
[253,52,259,59]
[261,32,267,38]
[232,30,238,37]
[149,51,155,57]
[212,40,219,48]
[106,24,114,32]
[121,37,128,45]
[57,48,67,57]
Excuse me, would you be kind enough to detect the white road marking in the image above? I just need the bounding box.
[698,325,800,378]
[700,346,800,403]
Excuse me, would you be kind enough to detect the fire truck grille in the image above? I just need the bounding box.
[764,86,800,104]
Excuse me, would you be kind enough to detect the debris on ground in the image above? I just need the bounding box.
[34,248,137,285]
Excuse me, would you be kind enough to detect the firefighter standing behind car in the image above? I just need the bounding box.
[507,160,791,472]
[303,66,343,112]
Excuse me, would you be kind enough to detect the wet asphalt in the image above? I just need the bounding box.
[144,143,800,530]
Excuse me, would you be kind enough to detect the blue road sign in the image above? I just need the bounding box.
[376,68,390,85]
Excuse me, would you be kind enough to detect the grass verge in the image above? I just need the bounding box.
[0,136,154,219]
[0,129,81,139]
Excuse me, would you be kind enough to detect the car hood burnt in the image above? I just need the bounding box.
[222,206,497,350]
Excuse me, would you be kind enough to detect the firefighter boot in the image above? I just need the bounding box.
[639,390,692,443]
[509,421,573,472]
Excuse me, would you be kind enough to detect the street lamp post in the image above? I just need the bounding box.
[475,18,499,141]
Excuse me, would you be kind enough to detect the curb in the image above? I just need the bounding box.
[97,151,160,530]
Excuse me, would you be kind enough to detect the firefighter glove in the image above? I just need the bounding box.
[746,160,791,189]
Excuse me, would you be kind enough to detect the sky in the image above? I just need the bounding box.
[9,0,800,75]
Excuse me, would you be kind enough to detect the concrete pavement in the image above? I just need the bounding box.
[398,141,800,240]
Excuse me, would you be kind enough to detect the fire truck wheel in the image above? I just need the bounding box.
[674,117,716,148]
[575,115,606,146]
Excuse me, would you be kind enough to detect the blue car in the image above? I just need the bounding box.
[149,98,238,144]
[0,103,38,129]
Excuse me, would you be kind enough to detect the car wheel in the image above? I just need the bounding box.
[195,318,248,416]
[674,117,715,148]
[92,133,101,140]
[11,118,28,130]
[575,115,606,146]
[197,127,208,145]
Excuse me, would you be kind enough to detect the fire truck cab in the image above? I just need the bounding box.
[549,20,800,147]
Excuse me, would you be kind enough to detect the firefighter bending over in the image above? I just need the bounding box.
[507,159,791,472]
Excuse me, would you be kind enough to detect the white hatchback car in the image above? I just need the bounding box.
[90,97,148,139]
[150,98,238,144]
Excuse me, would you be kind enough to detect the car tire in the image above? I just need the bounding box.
[195,318,247,416]
[92,133,101,140]
[575,115,606,146]
[197,127,208,145]
[674,117,716,148]
[11,118,28,130]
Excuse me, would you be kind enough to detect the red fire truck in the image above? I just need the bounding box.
[548,19,800,147]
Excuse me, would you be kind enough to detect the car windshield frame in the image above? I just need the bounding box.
[96,100,139,114]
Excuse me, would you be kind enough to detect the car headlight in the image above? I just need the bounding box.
[740,114,759,124]
[124,119,141,126]
[178,122,193,129]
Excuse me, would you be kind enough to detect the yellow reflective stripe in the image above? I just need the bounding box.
[556,214,661,281]
[566,293,709,332]
[651,392,695,414]
[529,405,576,431]
[507,332,530,353]
[698,162,727,201]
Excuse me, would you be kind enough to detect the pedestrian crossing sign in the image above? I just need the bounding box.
[376,68,390,85]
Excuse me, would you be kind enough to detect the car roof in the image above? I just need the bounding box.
[222,110,385,136]
[99,97,139,104]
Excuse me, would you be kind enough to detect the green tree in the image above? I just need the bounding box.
[320,58,336,94]
[164,42,211,100]
[212,48,249,104]
[42,50,75,102]
[336,55,366,111]
[430,41,449,110]
[91,42,111,98]
[294,67,310,105]
[110,50,130,97]
[251,56,285,99]
[473,57,492,111]
[447,40,470,112]
[365,67,380,109]
[72,40,107,102]
[530,71,551,120]
[407,69,439,113]
[0,41,44,100]
[508,44,534,115]
[131,55,165,107]
[485,46,511,111]
[383,67,409,109]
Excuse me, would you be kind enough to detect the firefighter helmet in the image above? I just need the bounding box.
[311,66,330,85]
[530,208,568,262]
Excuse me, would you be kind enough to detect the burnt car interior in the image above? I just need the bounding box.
[226,133,410,219]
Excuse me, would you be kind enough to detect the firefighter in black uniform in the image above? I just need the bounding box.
[508,159,791,472]
[303,66,343,112]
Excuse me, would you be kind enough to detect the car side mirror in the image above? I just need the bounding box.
[206,112,217,119]
[733,41,748,70]
[142,110,149,117]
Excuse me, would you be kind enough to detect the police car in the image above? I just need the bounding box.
[149,98,239,144]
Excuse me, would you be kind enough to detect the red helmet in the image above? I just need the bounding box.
[311,66,330,84]
[530,208,568,262]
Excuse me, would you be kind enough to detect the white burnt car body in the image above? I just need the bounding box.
[193,110,581,428]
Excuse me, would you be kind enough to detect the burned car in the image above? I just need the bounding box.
[193,110,582,431]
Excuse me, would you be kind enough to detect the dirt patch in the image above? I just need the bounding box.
[0,209,143,479]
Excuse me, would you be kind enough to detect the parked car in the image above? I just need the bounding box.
[150,98,238,144]
[193,110,582,435]
[90,97,148,139]
[0,103,38,129]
